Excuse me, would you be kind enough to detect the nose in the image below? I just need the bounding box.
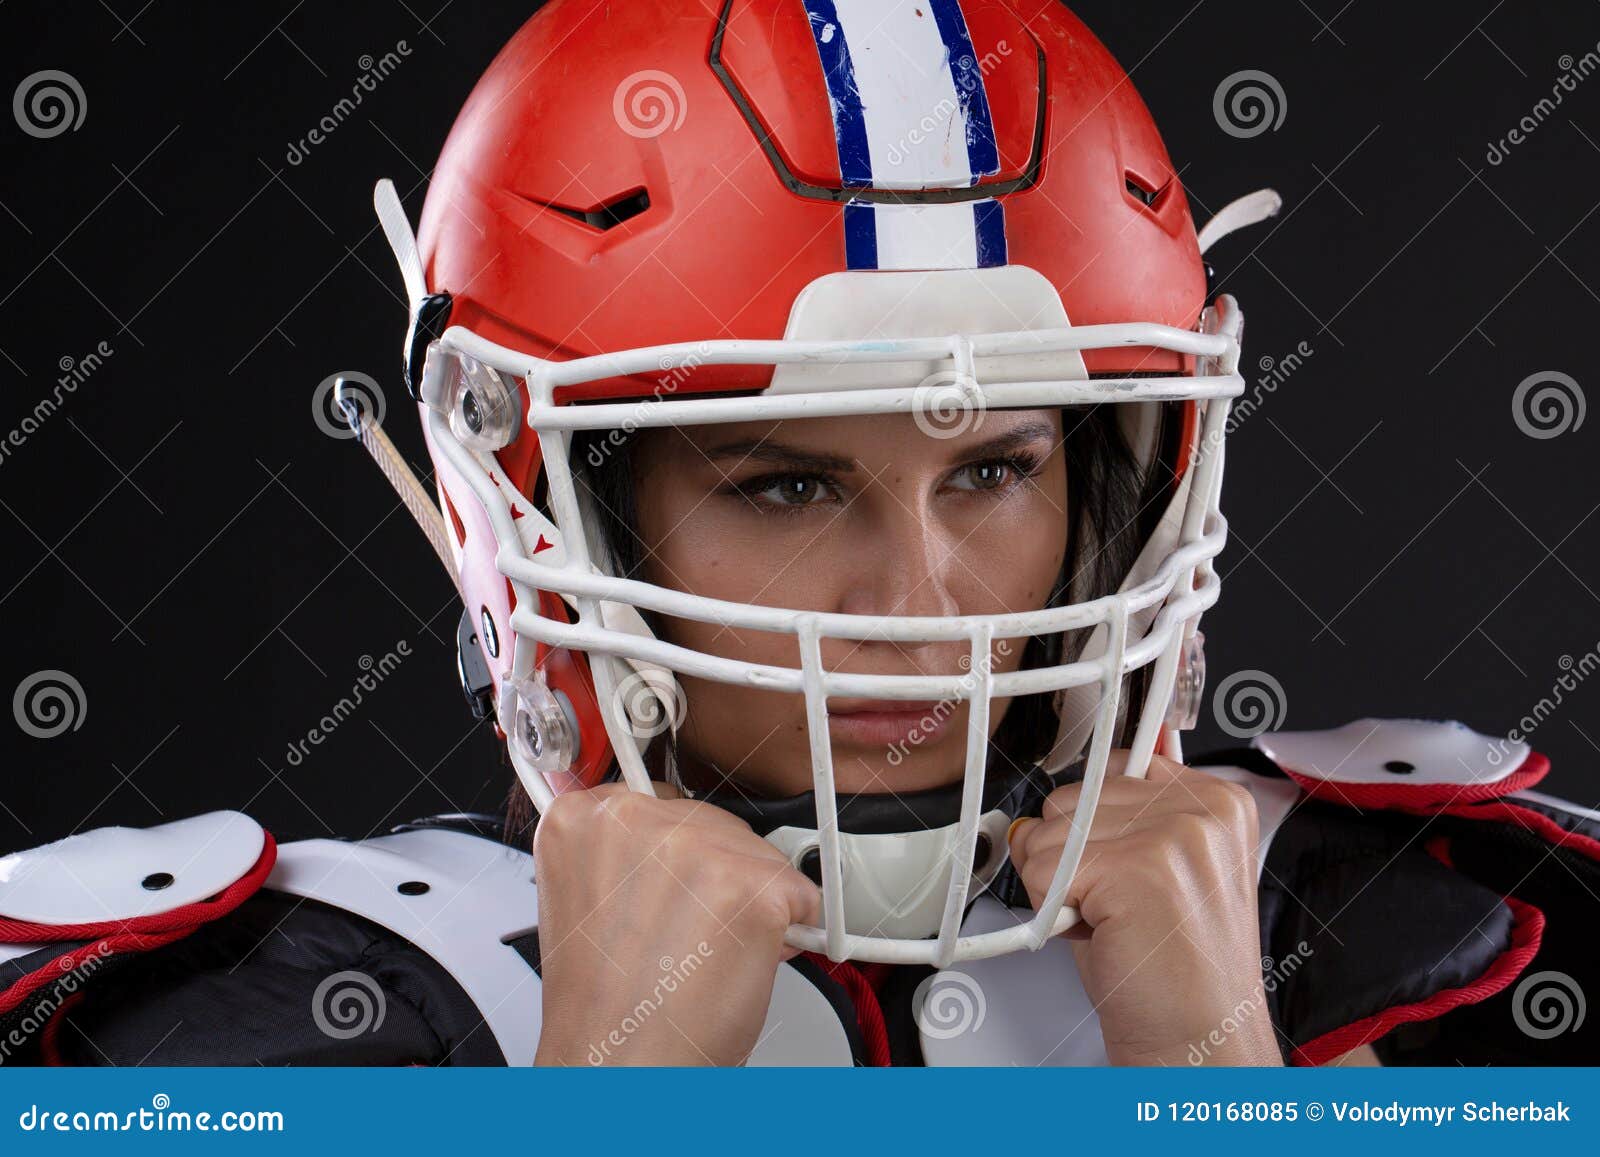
[835,500,962,627]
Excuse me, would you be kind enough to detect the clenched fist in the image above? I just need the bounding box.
[532,784,822,1066]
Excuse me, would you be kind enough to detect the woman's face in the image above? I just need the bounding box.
[628,409,1069,797]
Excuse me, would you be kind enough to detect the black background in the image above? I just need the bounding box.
[1,1,1597,852]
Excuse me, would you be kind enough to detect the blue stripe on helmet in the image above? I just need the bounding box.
[927,0,1000,182]
[802,0,874,187]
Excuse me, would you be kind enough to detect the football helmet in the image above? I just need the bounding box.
[348,0,1277,964]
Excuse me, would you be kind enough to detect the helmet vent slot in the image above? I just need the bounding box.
[542,187,652,231]
[1125,172,1165,209]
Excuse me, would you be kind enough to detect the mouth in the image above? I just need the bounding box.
[826,699,953,749]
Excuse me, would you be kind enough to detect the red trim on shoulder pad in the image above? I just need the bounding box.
[803,952,892,1067]
[1290,895,1545,1067]
[39,992,86,1066]
[0,832,277,1019]
[1281,751,1549,813]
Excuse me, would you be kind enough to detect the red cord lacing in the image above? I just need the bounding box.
[803,953,894,1066]
[0,833,279,1024]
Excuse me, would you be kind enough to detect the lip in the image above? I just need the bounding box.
[826,700,952,748]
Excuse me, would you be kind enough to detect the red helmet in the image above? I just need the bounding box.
[359,0,1268,962]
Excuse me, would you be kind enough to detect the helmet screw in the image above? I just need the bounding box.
[461,389,484,434]
[519,710,544,759]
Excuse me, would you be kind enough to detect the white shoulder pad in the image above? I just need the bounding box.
[0,811,265,927]
[267,828,854,1067]
[269,828,543,1065]
[921,896,1104,1066]
[1253,718,1529,786]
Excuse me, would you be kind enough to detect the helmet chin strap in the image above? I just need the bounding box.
[334,379,461,596]
[703,760,1064,942]
[333,180,463,596]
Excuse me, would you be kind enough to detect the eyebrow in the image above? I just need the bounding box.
[700,418,1059,473]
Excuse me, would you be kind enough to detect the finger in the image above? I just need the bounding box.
[1009,833,1115,926]
[1119,749,1186,783]
[1014,834,1138,924]
[1038,751,1198,823]
[742,857,823,960]
[1098,747,1185,783]
[1016,803,1178,872]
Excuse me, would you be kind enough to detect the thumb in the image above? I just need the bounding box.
[768,863,824,962]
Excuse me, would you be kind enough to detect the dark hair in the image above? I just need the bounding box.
[502,401,1175,845]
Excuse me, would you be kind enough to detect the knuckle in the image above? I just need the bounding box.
[1208,777,1257,822]
[535,789,594,847]
[1040,785,1079,822]
[595,787,652,826]
[688,850,752,908]
[747,879,800,933]
[1168,809,1217,852]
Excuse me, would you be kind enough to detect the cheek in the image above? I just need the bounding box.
[639,517,809,671]
[958,485,1070,613]
[641,500,835,635]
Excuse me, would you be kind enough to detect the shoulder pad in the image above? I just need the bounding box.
[1253,717,1531,794]
[266,829,856,1067]
[269,828,542,1065]
[1211,717,1600,1065]
[0,812,264,930]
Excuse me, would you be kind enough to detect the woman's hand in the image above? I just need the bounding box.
[531,784,822,1066]
[1008,752,1282,1066]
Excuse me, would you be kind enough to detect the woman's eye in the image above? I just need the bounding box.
[752,476,830,506]
[949,461,1014,492]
